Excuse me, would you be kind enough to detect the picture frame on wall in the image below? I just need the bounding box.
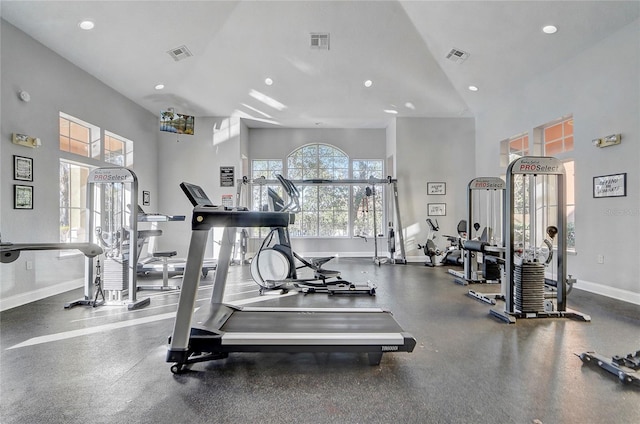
[14,184,33,209]
[427,182,446,195]
[428,203,446,216]
[14,155,33,181]
[593,173,626,198]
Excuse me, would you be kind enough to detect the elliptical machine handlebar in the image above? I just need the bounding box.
[275,174,301,213]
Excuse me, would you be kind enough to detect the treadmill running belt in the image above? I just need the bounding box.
[221,311,404,333]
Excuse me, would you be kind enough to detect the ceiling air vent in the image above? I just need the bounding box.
[310,33,330,50]
[167,45,193,62]
[446,48,469,63]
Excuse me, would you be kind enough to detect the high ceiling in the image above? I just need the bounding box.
[2,1,638,128]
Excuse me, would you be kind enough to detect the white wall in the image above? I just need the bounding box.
[394,117,476,257]
[474,18,640,302]
[1,20,159,310]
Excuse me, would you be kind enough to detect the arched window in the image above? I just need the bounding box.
[285,144,383,238]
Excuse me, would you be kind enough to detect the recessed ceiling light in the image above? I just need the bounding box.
[265,78,273,86]
[405,102,415,110]
[364,80,373,88]
[78,20,95,30]
[383,109,398,114]
[542,25,558,34]
[468,85,479,92]
[154,84,165,90]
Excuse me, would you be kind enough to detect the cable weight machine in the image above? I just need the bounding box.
[490,156,590,323]
[65,167,150,310]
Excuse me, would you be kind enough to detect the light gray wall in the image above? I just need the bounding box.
[1,20,158,310]
[394,117,476,256]
[474,18,640,302]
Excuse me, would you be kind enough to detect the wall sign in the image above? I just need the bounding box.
[593,173,626,198]
[14,184,33,209]
[14,155,33,181]
[428,203,446,216]
[220,166,235,187]
[427,182,446,195]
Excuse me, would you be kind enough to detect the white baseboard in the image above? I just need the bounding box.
[0,278,83,312]
[575,279,640,305]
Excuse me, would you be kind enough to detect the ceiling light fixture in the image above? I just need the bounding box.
[405,102,415,110]
[542,25,558,34]
[468,85,479,92]
[383,109,398,115]
[78,20,95,30]
[154,84,165,90]
[364,80,373,88]
[265,78,273,86]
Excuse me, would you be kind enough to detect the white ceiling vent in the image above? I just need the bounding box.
[446,48,470,63]
[167,45,193,62]
[310,33,330,50]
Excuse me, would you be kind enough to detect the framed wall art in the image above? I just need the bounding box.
[14,184,33,209]
[428,203,446,216]
[593,173,626,198]
[427,182,446,195]
[14,155,33,181]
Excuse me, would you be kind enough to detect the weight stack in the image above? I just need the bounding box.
[514,262,545,313]
[103,257,129,291]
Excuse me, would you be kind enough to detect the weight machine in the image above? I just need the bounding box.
[489,157,590,323]
[65,167,150,310]
[450,177,506,304]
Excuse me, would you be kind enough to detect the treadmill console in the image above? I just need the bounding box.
[180,182,216,207]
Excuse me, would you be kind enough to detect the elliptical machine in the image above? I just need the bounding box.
[250,174,376,296]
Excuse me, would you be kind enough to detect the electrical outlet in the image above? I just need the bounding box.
[26,260,33,270]
[597,255,604,264]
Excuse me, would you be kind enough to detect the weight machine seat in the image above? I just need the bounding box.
[153,251,177,258]
[462,239,489,253]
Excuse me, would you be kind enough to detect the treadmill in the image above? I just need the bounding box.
[166,182,416,374]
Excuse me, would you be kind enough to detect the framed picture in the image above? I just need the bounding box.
[143,190,151,206]
[14,184,33,209]
[427,182,446,195]
[14,155,33,181]
[428,203,446,216]
[593,173,626,198]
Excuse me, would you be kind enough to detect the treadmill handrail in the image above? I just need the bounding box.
[191,206,292,230]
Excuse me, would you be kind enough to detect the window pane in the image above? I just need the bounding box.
[69,139,89,157]
[564,136,574,152]
[70,122,90,142]
[545,140,563,156]
[563,119,573,137]
[544,123,562,142]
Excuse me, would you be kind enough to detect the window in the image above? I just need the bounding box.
[544,117,574,155]
[352,160,384,238]
[249,144,385,239]
[287,145,350,237]
[104,131,134,166]
[58,112,134,245]
[500,133,529,167]
[540,116,575,251]
[59,161,92,243]
[59,112,100,159]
